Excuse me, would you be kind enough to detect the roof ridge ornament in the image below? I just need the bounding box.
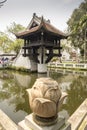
[41,15,44,20]
[40,16,45,26]
[38,15,47,31]
[33,13,36,18]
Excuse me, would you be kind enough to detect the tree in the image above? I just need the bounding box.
[7,22,25,54]
[7,22,25,34]
[9,39,23,54]
[0,32,12,53]
[67,0,87,59]
[0,22,25,54]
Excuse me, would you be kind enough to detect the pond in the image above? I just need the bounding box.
[0,69,87,124]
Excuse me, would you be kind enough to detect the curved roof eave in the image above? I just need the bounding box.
[15,16,67,39]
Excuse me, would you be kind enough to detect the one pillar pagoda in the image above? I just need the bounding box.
[16,13,67,73]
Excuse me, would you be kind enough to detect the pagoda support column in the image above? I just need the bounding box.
[23,39,27,57]
[30,59,37,72]
[58,40,62,57]
[38,46,47,73]
[29,47,37,72]
[37,32,47,73]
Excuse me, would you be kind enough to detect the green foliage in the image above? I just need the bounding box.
[67,0,87,57]
[0,32,13,52]
[7,22,25,34]
[10,66,30,72]
[65,76,87,115]
[51,57,58,62]
[6,22,25,54]
[0,22,25,54]
[10,39,23,54]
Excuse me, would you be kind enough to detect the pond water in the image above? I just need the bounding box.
[0,69,87,124]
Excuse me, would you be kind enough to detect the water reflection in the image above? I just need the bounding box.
[0,70,87,124]
[64,76,87,115]
[0,70,37,123]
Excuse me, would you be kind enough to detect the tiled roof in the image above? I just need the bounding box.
[16,26,39,37]
[44,21,67,37]
[16,14,67,39]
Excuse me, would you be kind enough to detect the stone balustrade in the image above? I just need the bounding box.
[48,62,87,70]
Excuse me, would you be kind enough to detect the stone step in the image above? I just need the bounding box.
[18,120,32,130]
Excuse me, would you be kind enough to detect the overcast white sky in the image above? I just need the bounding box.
[0,0,84,32]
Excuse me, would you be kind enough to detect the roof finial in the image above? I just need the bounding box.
[33,13,36,18]
[47,19,50,23]
[41,15,44,22]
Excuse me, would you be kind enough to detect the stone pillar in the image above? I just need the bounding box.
[30,60,37,72]
[38,47,47,73]
[38,64,47,73]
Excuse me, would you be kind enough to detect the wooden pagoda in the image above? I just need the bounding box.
[16,13,67,73]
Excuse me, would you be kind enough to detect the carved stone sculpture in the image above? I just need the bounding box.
[27,77,67,126]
